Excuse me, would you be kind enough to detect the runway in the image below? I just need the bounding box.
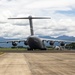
[0,51,75,75]
[0,53,31,75]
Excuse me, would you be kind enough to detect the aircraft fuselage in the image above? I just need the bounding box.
[27,36,46,50]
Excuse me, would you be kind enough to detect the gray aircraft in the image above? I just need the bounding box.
[8,16,50,50]
[0,16,74,50]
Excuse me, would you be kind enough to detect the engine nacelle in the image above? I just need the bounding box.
[49,41,54,46]
[24,41,28,45]
[12,41,17,46]
[60,42,65,46]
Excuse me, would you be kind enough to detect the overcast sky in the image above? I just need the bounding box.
[0,0,75,39]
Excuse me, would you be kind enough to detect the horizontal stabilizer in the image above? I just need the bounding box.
[8,16,51,19]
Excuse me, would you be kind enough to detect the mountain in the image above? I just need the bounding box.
[39,35,54,39]
[0,37,25,47]
[56,35,75,41]
[39,35,75,41]
[0,37,6,42]
[0,35,75,47]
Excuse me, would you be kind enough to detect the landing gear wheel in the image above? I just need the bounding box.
[41,48,47,50]
[44,48,47,50]
[27,48,33,51]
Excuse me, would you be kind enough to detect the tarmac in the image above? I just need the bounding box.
[0,50,75,75]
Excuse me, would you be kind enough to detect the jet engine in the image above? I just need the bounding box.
[12,41,17,47]
[24,41,28,45]
[60,42,65,46]
[49,41,54,46]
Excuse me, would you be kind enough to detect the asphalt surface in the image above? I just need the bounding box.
[0,50,75,75]
[0,53,31,75]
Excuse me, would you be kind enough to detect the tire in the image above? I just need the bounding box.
[41,48,47,50]
[27,48,33,51]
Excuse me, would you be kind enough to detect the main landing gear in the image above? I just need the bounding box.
[41,48,47,50]
[27,48,47,51]
[27,48,33,51]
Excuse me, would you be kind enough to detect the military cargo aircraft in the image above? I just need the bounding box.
[0,16,74,50]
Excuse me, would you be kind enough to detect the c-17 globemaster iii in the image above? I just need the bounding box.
[0,16,75,50]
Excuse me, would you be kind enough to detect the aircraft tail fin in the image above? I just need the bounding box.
[8,16,51,36]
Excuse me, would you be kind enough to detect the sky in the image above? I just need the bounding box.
[0,0,75,39]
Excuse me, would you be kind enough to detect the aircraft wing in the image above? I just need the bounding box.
[40,38,75,43]
[0,39,27,43]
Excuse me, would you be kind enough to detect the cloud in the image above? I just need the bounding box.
[0,0,75,38]
[25,0,75,10]
[0,23,30,38]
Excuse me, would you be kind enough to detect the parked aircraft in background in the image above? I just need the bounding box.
[0,16,75,50]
